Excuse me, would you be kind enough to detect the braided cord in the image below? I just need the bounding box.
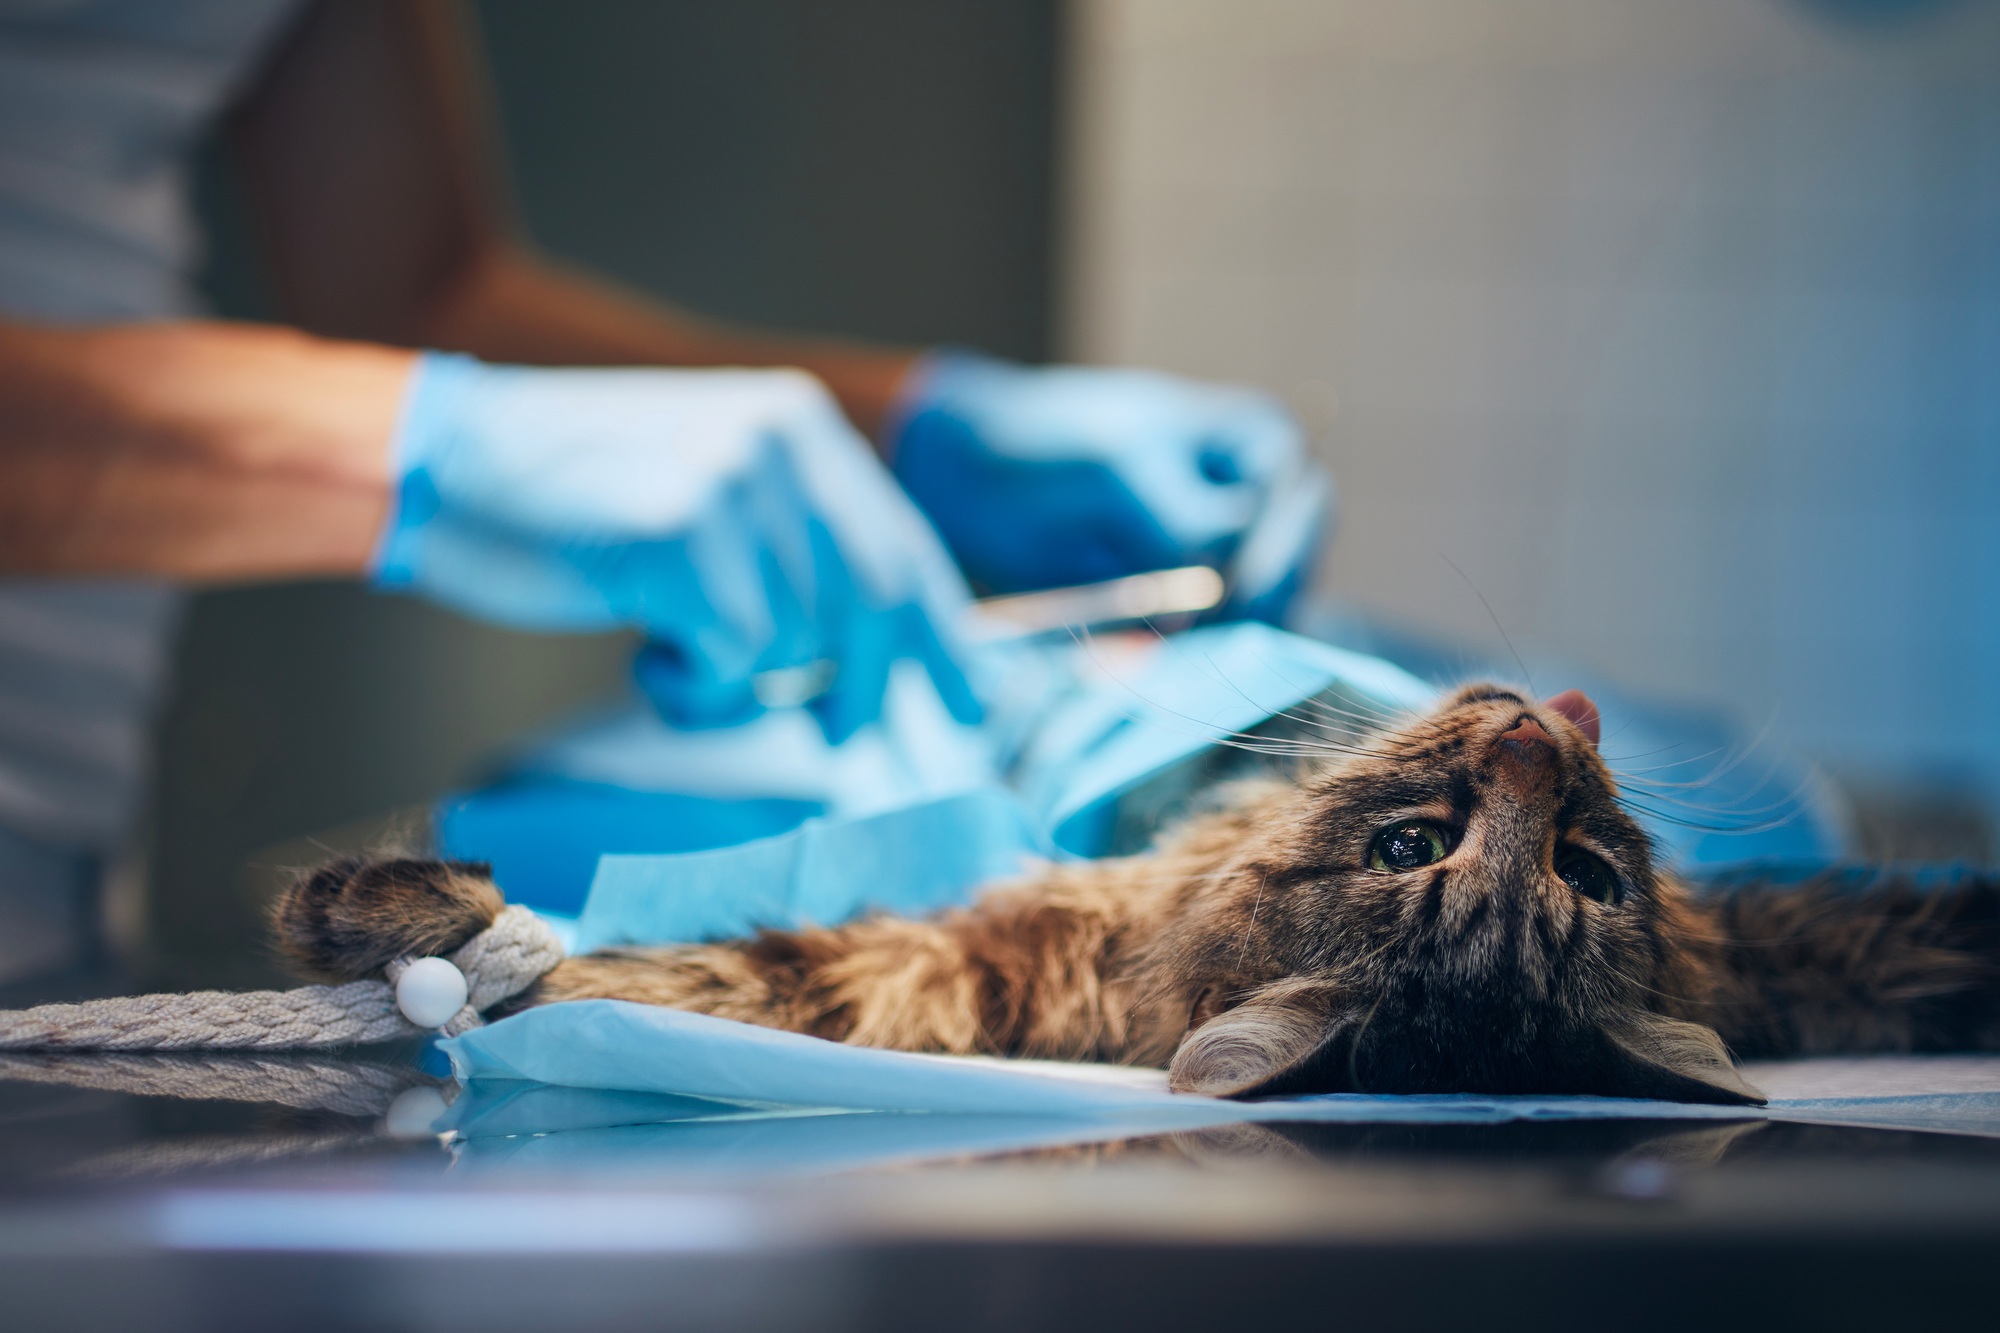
[0,905,562,1052]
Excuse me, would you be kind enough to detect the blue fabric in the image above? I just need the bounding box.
[437,1004,2000,1158]
[1008,622,1435,857]
[375,354,980,742]
[438,654,1009,915]
[437,781,821,917]
[439,622,1437,910]
[890,352,1328,613]
[441,1000,1754,1124]
[572,787,1049,951]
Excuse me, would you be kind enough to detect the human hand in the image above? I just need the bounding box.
[887,352,1329,617]
[374,354,981,742]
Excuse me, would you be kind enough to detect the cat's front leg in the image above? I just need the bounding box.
[273,855,1148,1061]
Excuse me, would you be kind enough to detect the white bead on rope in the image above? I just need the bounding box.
[393,956,471,1029]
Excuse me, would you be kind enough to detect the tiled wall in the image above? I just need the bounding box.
[1063,0,2000,801]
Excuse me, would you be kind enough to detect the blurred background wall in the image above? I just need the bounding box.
[152,0,1060,985]
[1061,0,2000,833]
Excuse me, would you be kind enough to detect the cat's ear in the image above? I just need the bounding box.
[1544,689,1601,747]
[1167,984,1344,1097]
[1594,1012,1766,1106]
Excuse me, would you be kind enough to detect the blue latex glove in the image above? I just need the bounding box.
[888,352,1328,610]
[374,354,981,742]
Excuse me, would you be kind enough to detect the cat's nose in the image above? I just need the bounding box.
[1498,717,1553,749]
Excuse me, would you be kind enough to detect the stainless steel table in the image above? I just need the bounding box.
[2,1043,1996,1333]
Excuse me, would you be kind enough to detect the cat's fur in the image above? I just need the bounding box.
[275,685,2000,1103]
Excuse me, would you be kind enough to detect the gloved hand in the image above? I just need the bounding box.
[373,354,981,743]
[887,352,1328,615]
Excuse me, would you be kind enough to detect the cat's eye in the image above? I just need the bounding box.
[1557,849,1621,905]
[1369,821,1451,872]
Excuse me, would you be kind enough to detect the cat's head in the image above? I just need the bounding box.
[1159,683,1763,1106]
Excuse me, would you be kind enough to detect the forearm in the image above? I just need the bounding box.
[415,244,922,441]
[0,321,408,579]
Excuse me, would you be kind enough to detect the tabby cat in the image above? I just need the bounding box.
[276,685,2000,1104]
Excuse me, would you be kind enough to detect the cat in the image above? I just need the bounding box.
[274,684,2000,1104]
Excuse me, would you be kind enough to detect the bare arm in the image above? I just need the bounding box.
[226,0,922,438]
[0,321,408,578]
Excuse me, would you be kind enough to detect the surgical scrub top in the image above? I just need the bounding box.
[0,0,302,971]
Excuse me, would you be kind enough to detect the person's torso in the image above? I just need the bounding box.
[0,0,300,852]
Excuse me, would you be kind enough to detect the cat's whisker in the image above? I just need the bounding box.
[1289,695,1405,736]
[1126,622,1405,731]
[1058,628,1401,764]
[1609,716,1790,808]
[1604,736,1795,798]
[1296,693,1400,727]
[1269,710,1382,747]
[1610,795,1807,837]
[1346,990,1389,1094]
[1442,555,1536,696]
[1236,872,1269,964]
[1253,673,1404,731]
[1055,696,1391,763]
[1613,766,1808,805]
[1602,741,1739,773]
[1085,624,1417,762]
[1599,957,1712,1009]
[1177,643,1408,758]
[1616,787,1816,824]
[1607,725,1813,824]
[1600,711,1786,771]
[1612,763,1820,819]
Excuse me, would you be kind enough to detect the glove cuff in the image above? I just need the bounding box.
[370,351,485,589]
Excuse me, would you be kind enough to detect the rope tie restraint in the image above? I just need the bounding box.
[0,905,563,1052]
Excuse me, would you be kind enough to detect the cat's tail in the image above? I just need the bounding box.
[273,855,507,982]
[1693,865,2000,1059]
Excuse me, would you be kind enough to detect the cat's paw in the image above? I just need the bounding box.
[273,856,504,981]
